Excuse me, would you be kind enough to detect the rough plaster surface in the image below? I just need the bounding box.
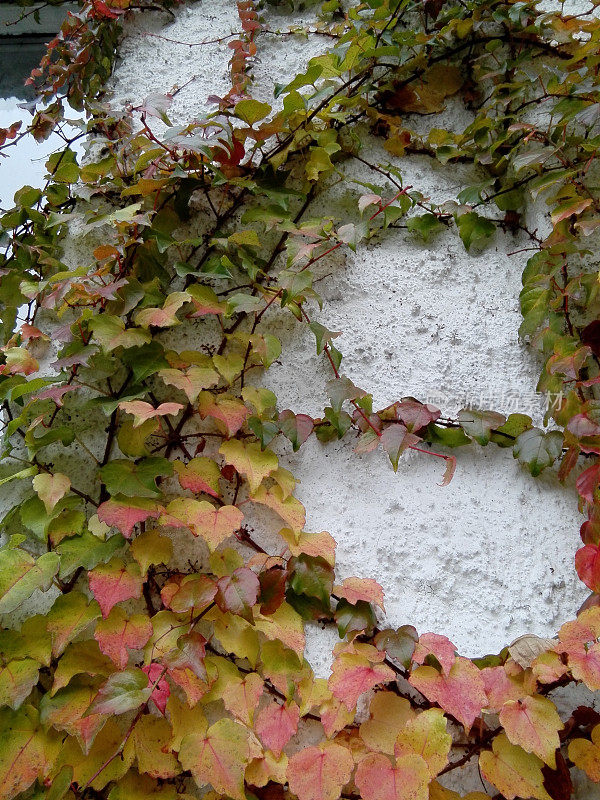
[101,0,592,663]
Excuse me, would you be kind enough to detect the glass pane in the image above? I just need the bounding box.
[0,37,49,100]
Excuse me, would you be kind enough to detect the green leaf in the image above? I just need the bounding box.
[513,428,563,477]
[99,457,173,497]
[0,549,59,614]
[456,212,495,251]
[235,99,272,125]
[335,599,376,637]
[55,530,125,579]
[458,408,506,446]
[87,668,151,716]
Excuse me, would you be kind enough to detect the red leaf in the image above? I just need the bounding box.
[286,742,354,800]
[254,701,299,757]
[88,559,142,618]
[142,663,170,714]
[412,633,457,674]
[94,607,153,669]
[355,752,430,800]
[409,656,487,731]
[97,496,162,539]
[576,544,600,592]
[329,652,396,711]
[577,463,600,503]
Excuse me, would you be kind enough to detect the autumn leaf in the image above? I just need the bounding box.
[159,365,219,402]
[254,700,299,757]
[394,708,452,777]
[88,557,143,618]
[409,656,487,732]
[575,543,600,593]
[94,607,153,669]
[329,652,396,711]
[216,567,260,621]
[46,591,101,657]
[130,528,173,575]
[287,741,354,800]
[479,733,552,800]
[87,667,151,716]
[32,472,71,513]
[0,705,59,800]
[97,496,163,539]
[355,752,430,800]
[161,573,217,614]
[568,723,600,782]
[333,577,385,610]
[0,548,59,614]
[179,717,261,800]
[173,456,221,497]
[162,498,243,550]
[359,693,415,755]
[251,484,306,531]
[119,400,183,427]
[127,713,180,778]
[135,291,190,328]
[197,391,249,436]
[0,659,40,710]
[499,695,562,767]
[220,439,279,493]
[52,640,114,695]
[412,633,457,675]
[142,662,170,714]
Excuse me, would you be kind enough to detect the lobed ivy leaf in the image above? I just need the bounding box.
[0,548,59,614]
[94,607,153,669]
[87,667,151,716]
[287,742,354,800]
[479,733,552,800]
[88,557,143,618]
[162,498,243,550]
[179,717,262,800]
[513,428,563,477]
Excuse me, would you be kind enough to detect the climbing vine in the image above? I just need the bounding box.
[1,0,600,797]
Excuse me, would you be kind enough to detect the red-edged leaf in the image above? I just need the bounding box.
[215,567,260,621]
[162,498,243,550]
[499,695,562,768]
[94,607,153,669]
[355,752,430,800]
[254,700,299,757]
[173,457,221,497]
[179,718,261,800]
[409,656,487,731]
[97,496,162,539]
[119,400,183,427]
[88,558,142,618]
[161,574,217,614]
[142,663,170,714]
[286,742,354,800]
[412,633,457,675]
[333,577,385,610]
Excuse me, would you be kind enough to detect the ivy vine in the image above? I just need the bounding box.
[1,0,600,798]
